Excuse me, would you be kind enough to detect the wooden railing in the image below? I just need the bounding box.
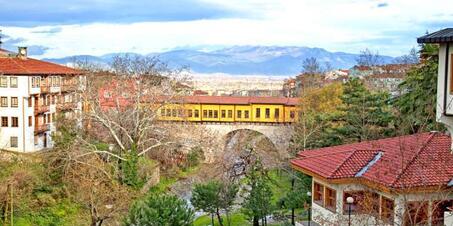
[34,105,50,114]
[34,124,50,134]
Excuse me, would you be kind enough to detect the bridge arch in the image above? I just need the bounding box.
[199,123,294,156]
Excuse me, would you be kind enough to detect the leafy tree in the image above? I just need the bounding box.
[394,44,444,133]
[242,159,273,226]
[291,82,343,151]
[336,78,395,143]
[191,181,238,226]
[282,172,312,225]
[124,194,194,226]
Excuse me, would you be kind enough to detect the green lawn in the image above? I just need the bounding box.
[194,213,249,226]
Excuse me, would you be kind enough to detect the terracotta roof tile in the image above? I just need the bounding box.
[291,132,453,189]
[0,57,80,75]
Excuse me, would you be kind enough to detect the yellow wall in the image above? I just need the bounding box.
[251,104,284,123]
[284,106,298,123]
[235,105,252,122]
[219,105,235,122]
[201,104,220,122]
[157,102,297,123]
[184,104,201,121]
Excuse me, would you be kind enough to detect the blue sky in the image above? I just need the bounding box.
[0,0,452,58]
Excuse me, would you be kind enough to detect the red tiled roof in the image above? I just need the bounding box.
[291,132,453,189]
[0,56,80,75]
[181,96,299,106]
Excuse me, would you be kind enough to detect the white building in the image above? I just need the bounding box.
[0,47,82,152]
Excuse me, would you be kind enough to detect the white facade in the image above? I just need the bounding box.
[0,74,80,152]
[436,43,453,139]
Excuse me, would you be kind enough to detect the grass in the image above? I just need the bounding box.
[194,213,249,226]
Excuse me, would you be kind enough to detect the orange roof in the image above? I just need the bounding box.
[291,132,453,189]
[181,96,299,106]
[0,57,81,75]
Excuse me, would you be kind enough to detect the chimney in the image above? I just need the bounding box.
[17,47,27,59]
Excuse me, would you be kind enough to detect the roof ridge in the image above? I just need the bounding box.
[298,149,354,158]
[329,150,358,178]
[390,133,436,187]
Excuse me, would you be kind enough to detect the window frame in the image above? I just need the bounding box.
[11,117,19,127]
[10,77,18,88]
[0,77,7,88]
[265,108,270,119]
[237,110,242,119]
[325,187,337,212]
[10,136,18,148]
[255,108,261,118]
[1,117,8,127]
[1,97,8,107]
[313,182,324,206]
[194,110,200,118]
[11,97,18,108]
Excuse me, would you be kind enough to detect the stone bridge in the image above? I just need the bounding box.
[198,123,294,153]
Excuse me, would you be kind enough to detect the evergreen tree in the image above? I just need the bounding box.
[282,172,312,225]
[191,181,238,226]
[336,78,395,143]
[242,159,273,226]
[124,194,194,226]
[395,44,444,133]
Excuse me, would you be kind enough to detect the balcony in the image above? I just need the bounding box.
[57,102,77,111]
[34,124,50,134]
[35,105,50,114]
[61,84,78,92]
[40,85,50,93]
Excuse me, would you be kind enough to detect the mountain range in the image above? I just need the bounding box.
[43,46,394,76]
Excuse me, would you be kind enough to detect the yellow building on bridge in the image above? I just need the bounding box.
[158,96,299,123]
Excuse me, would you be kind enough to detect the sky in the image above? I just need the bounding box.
[0,0,452,58]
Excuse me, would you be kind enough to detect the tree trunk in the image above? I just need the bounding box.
[253,216,259,226]
[291,208,295,225]
[216,208,224,226]
[211,213,215,226]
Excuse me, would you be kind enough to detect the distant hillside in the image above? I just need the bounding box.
[43,46,394,76]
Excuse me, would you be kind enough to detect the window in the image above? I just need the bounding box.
[0,77,7,87]
[28,116,32,127]
[275,109,280,119]
[221,110,226,118]
[343,191,379,215]
[1,117,8,127]
[228,110,233,118]
[1,97,7,107]
[290,111,296,119]
[10,137,18,148]
[177,109,183,117]
[51,95,56,105]
[432,200,453,226]
[208,110,213,118]
[325,187,336,212]
[28,98,32,107]
[313,182,324,205]
[237,110,242,119]
[47,114,51,123]
[380,196,394,224]
[265,108,270,119]
[166,109,171,117]
[194,110,200,118]
[10,77,17,88]
[11,117,18,127]
[160,108,165,117]
[244,110,249,119]
[255,108,261,118]
[213,110,218,118]
[203,110,208,118]
[404,202,429,226]
[11,97,18,108]
[188,109,193,117]
[171,109,177,117]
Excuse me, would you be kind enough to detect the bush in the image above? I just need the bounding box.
[124,194,194,226]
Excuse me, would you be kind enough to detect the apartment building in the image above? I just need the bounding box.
[0,47,82,152]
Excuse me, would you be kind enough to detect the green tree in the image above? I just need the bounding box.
[124,194,194,226]
[242,159,273,226]
[191,181,238,226]
[395,44,444,133]
[336,78,395,143]
[282,172,312,225]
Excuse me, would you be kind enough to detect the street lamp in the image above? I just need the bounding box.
[307,191,312,226]
[346,196,354,226]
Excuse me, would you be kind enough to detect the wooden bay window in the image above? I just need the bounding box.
[313,182,324,206]
[380,196,394,224]
[325,187,337,212]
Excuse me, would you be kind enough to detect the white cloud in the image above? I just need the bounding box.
[1,0,452,58]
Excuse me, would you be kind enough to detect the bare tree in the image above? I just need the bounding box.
[393,47,419,65]
[356,48,383,67]
[302,57,323,75]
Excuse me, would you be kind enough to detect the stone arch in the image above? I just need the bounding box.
[200,123,294,155]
